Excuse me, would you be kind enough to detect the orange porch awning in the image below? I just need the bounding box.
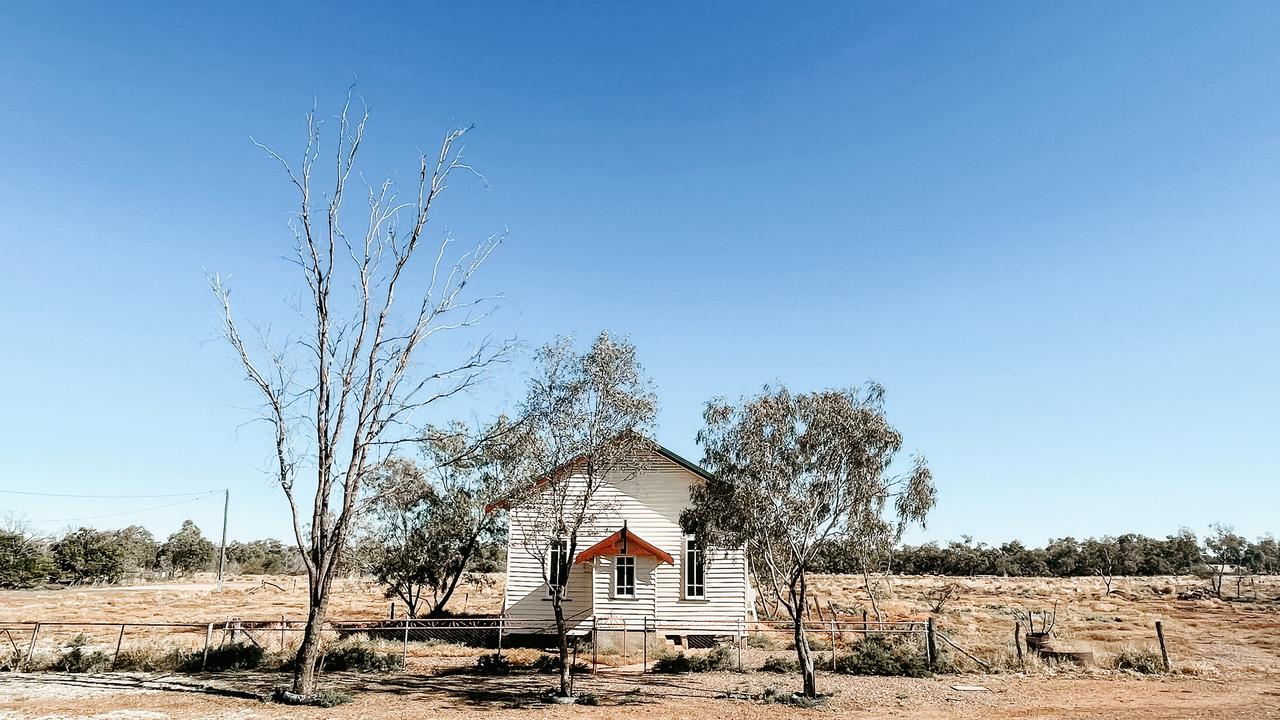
[574,525,674,565]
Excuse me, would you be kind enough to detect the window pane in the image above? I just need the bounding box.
[686,539,705,598]
[615,556,634,596]
[549,540,567,590]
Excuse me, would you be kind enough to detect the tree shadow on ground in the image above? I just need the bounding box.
[2,669,765,711]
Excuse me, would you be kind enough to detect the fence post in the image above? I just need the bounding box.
[830,619,837,671]
[402,618,410,669]
[737,619,744,672]
[622,622,627,663]
[24,622,40,669]
[1155,621,1170,671]
[642,617,648,673]
[591,616,598,673]
[111,624,126,670]
[496,617,504,662]
[280,614,286,653]
[862,609,868,637]
[1014,622,1023,664]
[926,618,937,668]
[202,623,213,671]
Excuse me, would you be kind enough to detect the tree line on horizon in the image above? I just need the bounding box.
[0,519,307,588]
[4,518,1275,591]
[813,525,1280,579]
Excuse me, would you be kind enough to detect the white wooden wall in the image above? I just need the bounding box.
[503,451,751,632]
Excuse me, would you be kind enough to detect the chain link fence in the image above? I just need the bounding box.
[2,616,945,680]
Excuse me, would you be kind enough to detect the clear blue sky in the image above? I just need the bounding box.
[2,2,1277,546]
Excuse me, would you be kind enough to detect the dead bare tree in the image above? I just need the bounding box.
[212,92,509,696]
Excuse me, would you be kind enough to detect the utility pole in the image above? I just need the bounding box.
[216,489,229,591]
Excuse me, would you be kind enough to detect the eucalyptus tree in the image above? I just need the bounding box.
[213,92,508,695]
[682,384,935,699]
[506,332,657,699]
[363,417,527,617]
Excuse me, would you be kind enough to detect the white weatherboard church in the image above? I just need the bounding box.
[500,442,755,637]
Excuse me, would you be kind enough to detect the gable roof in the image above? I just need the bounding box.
[483,439,712,513]
[652,443,714,482]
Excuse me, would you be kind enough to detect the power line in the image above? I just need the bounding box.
[28,493,219,524]
[0,489,219,499]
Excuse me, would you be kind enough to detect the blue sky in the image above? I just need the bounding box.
[1,2,1277,546]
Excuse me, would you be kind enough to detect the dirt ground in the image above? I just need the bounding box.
[1,574,1277,718]
[1,671,1278,719]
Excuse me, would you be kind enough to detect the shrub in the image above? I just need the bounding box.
[322,641,403,673]
[1112,647,1164,674]
[805,635,832,651]
[760,656,798,673]
[652,644,737,673]
[745,633,772,649]
[575,692,600,706]
[186,643,265,672]
[310,689,354,707]
[530,654,587,675]
[0,649,23,672]
[475,652,510,675]
[52,635,110,673]
[271,687,353,707]
[760,685,827,708]
[113,642,189,672]
[834,636,929,677]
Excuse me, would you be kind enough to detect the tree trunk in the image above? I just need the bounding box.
[431,534,480,615]
[791,577,818,698]
[292,572,333,695]
[862,567,883,622]
[552,596,571,697]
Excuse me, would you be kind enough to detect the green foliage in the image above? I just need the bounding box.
[113,526,159,575]
[834,636,930,677]
[760,686,827,708]
[158,520,216,577]
[530,653,587,674]
[652,644,737,673]
[0,528,54,588]
[186,643,265,672]
[271,687,353,707]
[362,419,515,618]
[813,527,1238,578]
[760,655,798,673]
[1112,647,1165,674]
[575,692,601,706]
[225,539,304,575]
[322,642,404,672]
[52,528,125,584]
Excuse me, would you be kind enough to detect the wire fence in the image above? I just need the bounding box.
[1,616,953,678]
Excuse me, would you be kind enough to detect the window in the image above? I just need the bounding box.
[614,555,636,598]
[684,537,705,599]
[547,540,569,596]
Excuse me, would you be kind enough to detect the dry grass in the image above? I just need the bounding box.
[0,573,503,624]
[803,574,1280,677]
[1,573,1276,677]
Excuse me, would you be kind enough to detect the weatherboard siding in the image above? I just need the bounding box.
[502,451,751,632]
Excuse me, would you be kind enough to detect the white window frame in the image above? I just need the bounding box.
[546,539,570,598]
[613,555,636,599]
[683,536,706,600]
